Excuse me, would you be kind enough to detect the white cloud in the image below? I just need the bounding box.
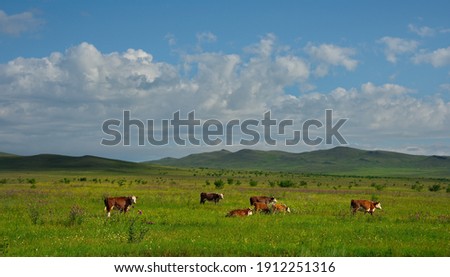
[378,36,419,63]
[0,40,449,159]
[305,43,358,76]
[275,55,310,83]
[196,31,217,43]
[245,33,277,58]
[165,33,177,46]
[413,47,450,67]
[0,9,43,36]
[408,24,436,37]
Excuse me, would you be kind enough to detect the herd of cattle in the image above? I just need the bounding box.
[103,193,382,218]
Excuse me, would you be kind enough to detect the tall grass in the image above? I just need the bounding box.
[0,170,448,256]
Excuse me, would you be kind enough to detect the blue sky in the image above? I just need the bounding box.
[1,0,450,161]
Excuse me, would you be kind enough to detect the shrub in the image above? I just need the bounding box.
[28,206,41,225]
[372,182,385,191]
[214,179,225,189]
[428,184,441,192]
[67,205,85,226]
[411,183,424,192]
[249,179,258,187]
[278,180,295,188]
[128,217,151,243]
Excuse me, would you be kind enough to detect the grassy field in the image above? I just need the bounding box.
[0,167,449,257]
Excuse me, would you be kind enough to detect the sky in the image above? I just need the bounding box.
[1,0,450,161]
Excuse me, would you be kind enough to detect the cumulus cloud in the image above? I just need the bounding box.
[408,24,436,37]
[0,9,43,36]
[276,82,449,135]
[378,36,419,63]
[305,43,358,76]
[0,39,449,159]
[413,47,450,67]
[196,31,217,43]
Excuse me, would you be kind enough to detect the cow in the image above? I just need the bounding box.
[253,202,271,214]
[200,192,224,204]
[350,199,382,215]
[272,203,291,213]
[226,208,253,217]
[249,196,277,206]
[104,196,137,217]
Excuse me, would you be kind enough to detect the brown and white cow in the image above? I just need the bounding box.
[249,196,277,206]
[272,203,291,213]
[104,196,137,217]
[350,199,382,215]
[200,192,224,204]
[253,202,271,214]
[226,208,253,217]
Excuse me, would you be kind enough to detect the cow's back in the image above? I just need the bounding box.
[226,208,252,217]
[250,196,276,205]
[253,202,270,213]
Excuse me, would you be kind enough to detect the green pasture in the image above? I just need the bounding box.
[0,168,449,257]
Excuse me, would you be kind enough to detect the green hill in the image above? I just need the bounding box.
[0,152,18,157]
[0,153,149,173]
[2,147,449,178]
[148,146,450,178]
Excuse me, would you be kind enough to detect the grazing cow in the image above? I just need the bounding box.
[351,199,382,215]
[226,208,253,217]
[249,196,277,206]
[253,202,271,214]
[272,203,291,213]
[200,192,224,204]
[104,196,137,217]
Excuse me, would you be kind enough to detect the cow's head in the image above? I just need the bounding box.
[270,197,277,203]
[246,208,253,216]
[284,205,291,213]
[219,193,224,199]
[130,196,137,204]
[374,202,382,210]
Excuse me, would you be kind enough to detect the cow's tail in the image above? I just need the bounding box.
[103,197,109,209]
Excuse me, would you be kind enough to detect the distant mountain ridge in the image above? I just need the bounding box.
[1,147,449,177]
[0,153,146,172]
[148,146,450,177]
